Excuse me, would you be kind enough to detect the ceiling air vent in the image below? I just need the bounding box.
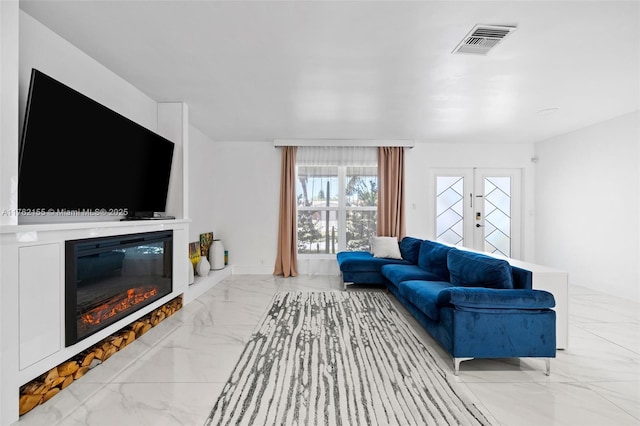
[452,24,517,55]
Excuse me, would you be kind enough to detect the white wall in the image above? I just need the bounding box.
[0,2,20,422]
[204,141,537,275]
[535,111,640,302]
[200,141,281,274]
[188,125,218,242]
[0,1,20,227]
[19,12,157,132]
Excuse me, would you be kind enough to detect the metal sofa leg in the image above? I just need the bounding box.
[544,358,551,376]
[453,357,473,376]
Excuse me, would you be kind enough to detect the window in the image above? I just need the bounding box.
[296,147,377,254]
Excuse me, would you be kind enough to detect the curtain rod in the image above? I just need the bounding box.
[273,139,415,148]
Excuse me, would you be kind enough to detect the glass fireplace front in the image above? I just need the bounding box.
[65,230,173,346]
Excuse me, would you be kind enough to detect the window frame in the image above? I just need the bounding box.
[296,165,377,256]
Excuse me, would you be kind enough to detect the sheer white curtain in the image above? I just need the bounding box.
[297,146,377,167]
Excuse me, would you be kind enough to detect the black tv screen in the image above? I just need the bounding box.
[19,69,174,219]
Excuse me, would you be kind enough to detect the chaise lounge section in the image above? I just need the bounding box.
[337,237,557,375]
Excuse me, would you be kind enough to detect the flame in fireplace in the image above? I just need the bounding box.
[80,286,159,327]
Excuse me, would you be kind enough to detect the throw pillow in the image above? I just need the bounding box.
[370,236,402,259]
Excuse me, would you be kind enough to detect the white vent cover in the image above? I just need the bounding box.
[452,24,517,55]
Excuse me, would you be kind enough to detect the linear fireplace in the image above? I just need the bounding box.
[65,231,173,346]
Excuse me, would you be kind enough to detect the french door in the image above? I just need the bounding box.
[431,168,522,259]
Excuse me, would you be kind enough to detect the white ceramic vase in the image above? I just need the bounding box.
[209,239,225,270]
[188,257,195,284]
[196,257,211,276]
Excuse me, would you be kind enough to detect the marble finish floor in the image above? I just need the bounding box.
[16,275,640,426]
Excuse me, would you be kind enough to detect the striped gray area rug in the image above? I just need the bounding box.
[205,291,492,426]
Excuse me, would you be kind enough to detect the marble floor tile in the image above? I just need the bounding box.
[570,293,640,325]
[574,321,640,355]
[13,276,640,426]
[465,381,640,426]
[586,381,640,421]
[53,382,223,426]
[550,327,640,383]
[113,327,248,384]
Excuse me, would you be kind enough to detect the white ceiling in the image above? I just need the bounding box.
[20,1,640,144]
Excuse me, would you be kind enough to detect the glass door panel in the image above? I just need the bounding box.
[482,176,512,257]
[436,176,465,245]
[432,168,521,259]
[473,169,521,258]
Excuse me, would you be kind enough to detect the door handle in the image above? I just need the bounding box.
[475,224,484,228]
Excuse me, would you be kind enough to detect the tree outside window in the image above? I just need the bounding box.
[297,166,377,254]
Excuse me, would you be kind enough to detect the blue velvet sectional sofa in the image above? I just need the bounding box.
[337,237,557,375]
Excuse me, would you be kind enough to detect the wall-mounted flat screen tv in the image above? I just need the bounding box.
[18,69,174,220]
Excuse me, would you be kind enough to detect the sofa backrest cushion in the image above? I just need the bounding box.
[417,240,456,281]
[399,237,423,264]
[447,250,514,289]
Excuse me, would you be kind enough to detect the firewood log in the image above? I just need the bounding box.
[21,382,40,395]
[74,366,90,380]
[51,376,66,388]
[81,352,95,367]
[57,361,79,377]
[101,345,117,361]
[110,335,124,347]
[141,323,152,335]
[42,387,60,403]
[132,321,144,334]
[43,368,59,385]
[93,347,104,361]
[60,375,74,390]
[19,394,42,415]
[33,382,51,395]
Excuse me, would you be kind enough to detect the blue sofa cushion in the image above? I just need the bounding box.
[336,251,409,272]
[447,250,514,289]
[437,287,556,309]
[381,264,443,286]
[399,237,423,264]
[398,280,455,321]
[417,240,456,281]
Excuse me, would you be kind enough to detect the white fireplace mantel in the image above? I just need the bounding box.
[1,219,190,421]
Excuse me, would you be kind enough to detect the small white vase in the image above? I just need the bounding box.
[209,239,225,270]
[196,257,211,276]
[187,257,195,284]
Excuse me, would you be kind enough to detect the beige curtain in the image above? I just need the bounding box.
[377,147,406,239]
[274,146,298,277]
